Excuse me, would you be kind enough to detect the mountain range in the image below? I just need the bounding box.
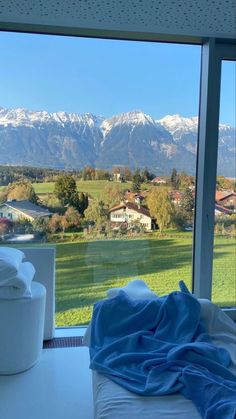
[0,106,235,176]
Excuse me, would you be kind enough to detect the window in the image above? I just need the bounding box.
[212,60,236,308]
[1,32,234,327]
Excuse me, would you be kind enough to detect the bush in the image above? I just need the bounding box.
[13,219,33,234]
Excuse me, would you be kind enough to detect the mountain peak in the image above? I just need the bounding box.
[115,110,155,125]
[101,110,156,137]
[158,114,198,129]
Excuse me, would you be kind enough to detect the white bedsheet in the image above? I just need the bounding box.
[93,370,201,419]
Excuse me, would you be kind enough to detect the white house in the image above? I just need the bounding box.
[109,202,153,231]
[151,177,167,184]
[0,200,52,222]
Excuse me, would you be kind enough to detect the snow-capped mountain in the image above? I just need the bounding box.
[0,107,103,127]
[158,114,236,173]
[158,114,198,139]
[97,111,197,174]
[0,106,235,176]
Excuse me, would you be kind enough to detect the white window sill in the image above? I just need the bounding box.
[54,326,87,338]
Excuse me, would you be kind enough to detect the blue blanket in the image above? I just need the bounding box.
[89,285,236,418]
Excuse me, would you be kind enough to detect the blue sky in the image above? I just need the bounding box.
[0,32,235,126]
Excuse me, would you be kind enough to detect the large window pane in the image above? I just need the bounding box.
[212,60,236,307]
[0,32,201,325]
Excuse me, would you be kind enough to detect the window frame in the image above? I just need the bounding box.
[0,26,235,322]
[193,40,236,318]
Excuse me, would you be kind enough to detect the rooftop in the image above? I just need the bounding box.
[109,202,151,218]
[3,200,52,220]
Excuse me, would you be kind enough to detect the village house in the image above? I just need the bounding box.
[215,203,233,217]
[151,176,167,184]
[112,166,126,182]
[0,200,52,222]
[109,202,153,231]
[124,190,149,204]
[215,191,236,212]
[169,190,183,205]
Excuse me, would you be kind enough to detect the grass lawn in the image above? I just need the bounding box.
[32,180,131,199]
[212,236,236,306]
[54,234,236,326]
[2,233,234,326]
[32,182,55,194]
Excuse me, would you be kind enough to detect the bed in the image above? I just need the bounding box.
[84,280,236,419]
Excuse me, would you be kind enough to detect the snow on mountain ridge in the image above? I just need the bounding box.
[158,114,198,132]
[0,106,233,132]
[0,106,104,127]
[101,110,157,137]
[158,114,231,133]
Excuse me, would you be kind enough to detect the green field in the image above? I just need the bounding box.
[54,234,236,326]
[0,179,163,198]
[32,180,131,199]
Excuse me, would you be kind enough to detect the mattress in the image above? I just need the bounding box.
[93,370,201,418]
[92,324,236,419]
[87,281,236,419]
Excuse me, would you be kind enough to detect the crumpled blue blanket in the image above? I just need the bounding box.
[89,283,236,418]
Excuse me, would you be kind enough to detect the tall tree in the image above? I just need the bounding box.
[62,206,82,231]
[0,189,8,204]
[141,168,155,182]
[132,169,142,192]
[180,188,195,223]
[146,187,173,232]
[124,167,132,181]
[170,168,179,190]
[82,166,95,181]
[6,180,38,204]
[178,171,194,189]
[217,176,234,190]
[78,192,89,214]
[101,184,123,208]
[84,199,108,227]
[48,213,63,233]
[54,174,79,208]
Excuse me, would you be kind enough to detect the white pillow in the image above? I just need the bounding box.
[0,247,25,282]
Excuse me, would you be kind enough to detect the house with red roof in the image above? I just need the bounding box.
[151,177,167,184]
[215,203,233,216]
[216,191,236,212]
[169,190,183,205]
[109,202,153,231]
[124,190,149,204]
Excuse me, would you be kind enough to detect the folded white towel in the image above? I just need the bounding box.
[0,262,35,299]
[107,279,158,300]
[0,247,25,283]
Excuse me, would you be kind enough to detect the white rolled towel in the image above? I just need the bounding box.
[0,262,35,299]
[0,247,25,283]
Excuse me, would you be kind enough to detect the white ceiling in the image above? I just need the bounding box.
[0,0,235,43]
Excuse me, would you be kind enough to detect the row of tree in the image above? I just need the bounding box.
[0,165,70,186]
[1,170,233,239]
[1,163,235,192]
